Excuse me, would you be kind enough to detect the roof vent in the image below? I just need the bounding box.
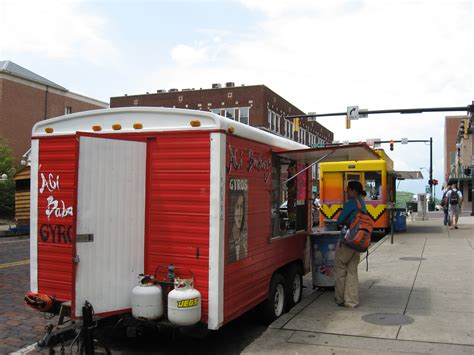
[181,88,192,91]
[225,82,235,88]
[169,88,179,92]
[212,83,222,89]
[157,89,167,93]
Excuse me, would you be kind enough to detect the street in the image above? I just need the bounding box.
[1,211,473,354]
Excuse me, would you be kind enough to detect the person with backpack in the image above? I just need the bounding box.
[446,183,463,229]
[440,185,451,226]
[335,181,370,308]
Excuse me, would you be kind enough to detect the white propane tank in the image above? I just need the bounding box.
[168,278,201,326]
[131,281,163,320]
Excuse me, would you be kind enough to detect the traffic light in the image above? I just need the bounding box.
[293,118,300,132]
[389,139,394,151]
[464,118,470,139]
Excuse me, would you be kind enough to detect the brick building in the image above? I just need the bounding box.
[445,115,473,211]
[0,60,108,162]
[110,83,333,145]
[444,115,464,180]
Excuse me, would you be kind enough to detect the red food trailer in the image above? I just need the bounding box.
[27,107,377,335]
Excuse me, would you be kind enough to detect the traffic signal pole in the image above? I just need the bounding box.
[285,103,473,215]
[430,137,433,204]
[285,105,472,119]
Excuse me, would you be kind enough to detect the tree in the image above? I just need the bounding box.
[0,139,15,218]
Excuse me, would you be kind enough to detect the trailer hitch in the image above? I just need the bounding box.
[37,322,80,348]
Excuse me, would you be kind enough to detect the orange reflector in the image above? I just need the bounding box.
[112,124,122,130]
[190,120,201,127]
[92,125,102,132]
[228,127,235,134]
[45,127,54,134]
[133,123,143,129]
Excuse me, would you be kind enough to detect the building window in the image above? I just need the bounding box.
[240,107,249,125]
[65,106,72,115]
[212,107,251,125]
[284,119,294,138]
[133,99,139,105]
[178,96,183,102]
[227,92,233,98]
[299,128,307,145]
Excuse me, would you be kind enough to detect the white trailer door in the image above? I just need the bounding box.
[75,136,146,317]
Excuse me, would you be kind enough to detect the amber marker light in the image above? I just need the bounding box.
[228,127,235,134]
[112,124,122,130]
[45,127,54,134]
[92,125,102,132]
[133,123,143,129]
[190,120,201,127]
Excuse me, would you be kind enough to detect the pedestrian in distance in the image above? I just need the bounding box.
[446,184,463,229]
[335,180,367,308]
[440,184,451,226]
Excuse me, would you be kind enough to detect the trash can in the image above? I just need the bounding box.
[393,208,407,232]
[310,232,340,288]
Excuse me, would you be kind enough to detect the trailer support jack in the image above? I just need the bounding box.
[82,301,95,355]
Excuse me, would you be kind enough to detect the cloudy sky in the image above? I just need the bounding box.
[1,0,472,194]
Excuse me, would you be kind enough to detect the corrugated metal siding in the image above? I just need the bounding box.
[75,137,146,316]
[15,191,30,221]
[146,133,210,322]
[223,136,306,323]
[37,137,77,301]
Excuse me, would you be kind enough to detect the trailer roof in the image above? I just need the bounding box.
[276,143,382,163]
[394,171,424,180]
[32,107,306,151]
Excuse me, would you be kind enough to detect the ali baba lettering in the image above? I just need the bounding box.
[39,172,74,244]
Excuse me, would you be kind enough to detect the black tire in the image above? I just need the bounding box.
[285,264,303,309]
[260,273,287,324]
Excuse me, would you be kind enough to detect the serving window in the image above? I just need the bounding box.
[271,155,307,238]
[364,171,382,200]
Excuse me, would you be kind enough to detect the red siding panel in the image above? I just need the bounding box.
[146,132,211,322]
[37,137,77,301]
[224,135,306,323]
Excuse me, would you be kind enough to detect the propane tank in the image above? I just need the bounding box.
[168,277,201,326]
[131,275,163,320]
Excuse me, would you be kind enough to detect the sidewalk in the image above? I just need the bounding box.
[243,215,474,354]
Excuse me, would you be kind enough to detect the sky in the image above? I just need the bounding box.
[0,0,472,195]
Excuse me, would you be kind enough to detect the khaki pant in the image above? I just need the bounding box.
[335,242,360,308]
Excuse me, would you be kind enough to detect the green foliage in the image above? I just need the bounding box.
[0,139,15,218]
[395,191,414,208]
[0,140,14,175]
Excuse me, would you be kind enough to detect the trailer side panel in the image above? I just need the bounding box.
[146,132,211,322]
[36,137,77,301]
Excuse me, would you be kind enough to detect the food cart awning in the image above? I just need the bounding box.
[276,143,381,163]
[394,171,424,180]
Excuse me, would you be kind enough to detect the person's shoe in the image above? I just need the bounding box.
[454,226,458,229]
[344,304,358,309]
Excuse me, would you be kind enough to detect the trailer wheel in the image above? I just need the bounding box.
[261,273,287,324]
[285,264,303,309]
